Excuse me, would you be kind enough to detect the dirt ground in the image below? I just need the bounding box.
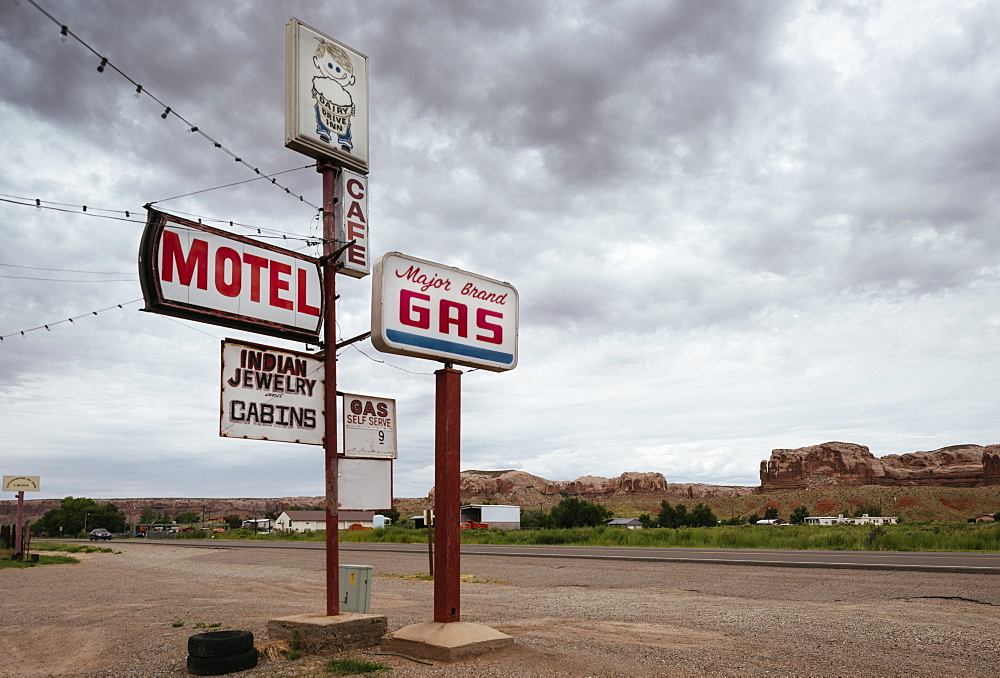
[2,541,999,677]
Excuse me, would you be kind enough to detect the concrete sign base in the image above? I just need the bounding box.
[267,613,387,654]
[381,621,513,662]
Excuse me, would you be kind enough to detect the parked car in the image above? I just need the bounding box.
[89,528,113,540]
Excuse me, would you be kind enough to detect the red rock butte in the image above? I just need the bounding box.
[760,442,1000,490]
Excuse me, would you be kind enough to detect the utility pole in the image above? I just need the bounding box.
[320,160,340,616]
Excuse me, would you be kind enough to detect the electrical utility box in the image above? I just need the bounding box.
[339,564,373,613]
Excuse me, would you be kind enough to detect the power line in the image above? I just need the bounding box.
[22,0,321,210]
[0,299,143,343]
[148,163,317,205]
[345,342,435,376]
[0,274,136,282]
[0,196,327,246]
[0,263,136,275]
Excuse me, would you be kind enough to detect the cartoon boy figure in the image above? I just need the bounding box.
[312,39,356,152]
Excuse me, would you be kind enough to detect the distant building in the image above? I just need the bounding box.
[242,518,274,530]
[804,514,898,526]
[605,518,643,529]
[460,505,520,530]
[274,510,377,532]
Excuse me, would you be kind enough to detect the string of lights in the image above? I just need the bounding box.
[0,299,144,343]
[22,0,321,210]
[0,195,327,246]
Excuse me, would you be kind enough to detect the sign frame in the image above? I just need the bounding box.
[3,476,40,492]
[285,17,370,174]
[341,392,397,459]
[139,209,324,343]
[371,252,519,372]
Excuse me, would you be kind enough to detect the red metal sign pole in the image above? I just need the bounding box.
[433,366,462,622]
[320,161,340,616]
[15,491,24,558]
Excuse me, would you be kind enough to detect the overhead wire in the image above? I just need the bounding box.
[21,0,321,210]
[0,299,143,343]
[3,5,412,381]
[0,274,136,282]
[0,195,328,246]
[0,263,137,275]
[147,163,317,205]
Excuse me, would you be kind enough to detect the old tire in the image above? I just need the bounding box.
[186,647,258,675]
[187,630,254,658]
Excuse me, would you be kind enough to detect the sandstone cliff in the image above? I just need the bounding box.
[428,469,754,506]
[760,442,998,490]
[983,444,1000,485]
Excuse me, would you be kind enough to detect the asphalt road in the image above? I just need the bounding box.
[93,538,1000,574]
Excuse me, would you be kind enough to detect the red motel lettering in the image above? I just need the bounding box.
[160,229,320,316]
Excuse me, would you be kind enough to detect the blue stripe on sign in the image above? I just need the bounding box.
[386,329,514,365]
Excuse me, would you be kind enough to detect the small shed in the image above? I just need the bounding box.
[242,518,274,530]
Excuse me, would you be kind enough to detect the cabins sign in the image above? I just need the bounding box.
[220,340,325,445]
[139,209,323,343]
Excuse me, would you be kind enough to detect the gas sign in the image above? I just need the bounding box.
[139,209,323,343]
[371,252,518,372]
[220,340,325,445]
[342,392,396,458]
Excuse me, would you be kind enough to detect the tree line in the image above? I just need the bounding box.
[30,498,252,537]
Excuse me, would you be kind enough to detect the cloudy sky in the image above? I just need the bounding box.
[2,1,998,502]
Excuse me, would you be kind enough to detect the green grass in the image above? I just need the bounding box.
[0,550,80,568]
[338,523,1000,552]
[205,518,1000,553]
[324,657,389,675]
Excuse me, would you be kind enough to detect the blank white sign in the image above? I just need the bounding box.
[338,458,392,510]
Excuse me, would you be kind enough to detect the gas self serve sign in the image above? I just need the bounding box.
[371,252,518,372]
[342,393,397,458]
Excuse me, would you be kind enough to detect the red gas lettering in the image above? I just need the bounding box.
[400,289,431,329]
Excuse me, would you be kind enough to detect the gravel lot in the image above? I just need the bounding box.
[2,541,999,677]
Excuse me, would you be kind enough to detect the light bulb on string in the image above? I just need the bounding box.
[60,26,68,44]
[134,85,143,100]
